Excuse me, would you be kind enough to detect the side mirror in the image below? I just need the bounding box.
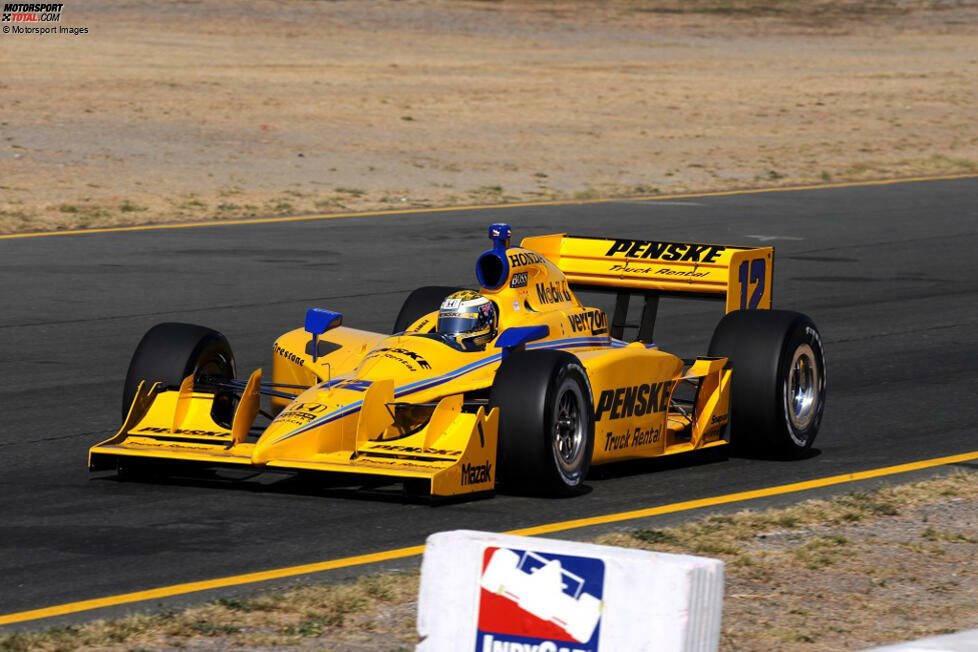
[495,325,549,360]
[305,309,343,362]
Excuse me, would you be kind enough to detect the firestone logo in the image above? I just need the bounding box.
[2,3,63,21]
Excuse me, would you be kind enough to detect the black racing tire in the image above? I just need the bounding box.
[122,322,236,426]
[392,286,463,334]
[708,310,826,458]
[489,350,594,495]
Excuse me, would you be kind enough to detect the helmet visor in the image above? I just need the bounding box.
[437,312,484,336]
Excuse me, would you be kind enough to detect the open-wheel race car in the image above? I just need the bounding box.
[89,223,826,498]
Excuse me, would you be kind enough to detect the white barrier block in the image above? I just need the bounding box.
[416,529,723,652]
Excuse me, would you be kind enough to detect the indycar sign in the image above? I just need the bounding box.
[477,547,604,652]
[418,530,724,652]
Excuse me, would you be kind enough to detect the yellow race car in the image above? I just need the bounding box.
[90,224,826,498]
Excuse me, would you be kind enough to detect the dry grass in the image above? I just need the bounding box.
[2,471,976,651]
[0,573,420,651]
[618,0,955,19]
[599,471,978,650]
[1,0,976,233]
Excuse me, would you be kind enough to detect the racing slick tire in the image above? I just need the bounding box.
[122,322,237,426]
[489,350,594,496]
[392,286,464,334]
[708,310,826,459]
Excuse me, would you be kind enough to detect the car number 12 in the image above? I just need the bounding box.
[738,258,766,310]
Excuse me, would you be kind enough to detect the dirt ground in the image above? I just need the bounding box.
[717,498,978,650]
[1,0,977,233]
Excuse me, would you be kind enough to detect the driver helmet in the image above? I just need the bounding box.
[437,290,498,348]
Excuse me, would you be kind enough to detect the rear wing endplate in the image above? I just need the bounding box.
[521,233,773,341]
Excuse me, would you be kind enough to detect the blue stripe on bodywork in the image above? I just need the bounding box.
[270,335,615,444]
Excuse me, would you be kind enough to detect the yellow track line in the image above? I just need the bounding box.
[1,450,975,627]
[509,450,978,537]
[2,173,976,241]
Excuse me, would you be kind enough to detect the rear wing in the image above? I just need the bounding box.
[521,233,773,341]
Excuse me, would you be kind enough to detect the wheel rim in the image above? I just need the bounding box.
[552,382,586,480]
[786,343,819,434]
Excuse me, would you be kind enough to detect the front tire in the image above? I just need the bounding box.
[708,310,826,458]
[489,350,594,495]
[392,286,463,334]
[122,322,236,425]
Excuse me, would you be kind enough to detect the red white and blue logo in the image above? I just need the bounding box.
[475,546,605,652]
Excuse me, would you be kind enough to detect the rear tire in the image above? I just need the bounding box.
[489,350,594,495]
[708,310,826,458]
[392,286,463,334]
[122,322,236,426]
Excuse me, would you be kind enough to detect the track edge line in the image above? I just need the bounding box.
[2,450,976,627]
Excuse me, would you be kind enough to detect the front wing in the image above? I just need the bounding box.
[89,375,499,498]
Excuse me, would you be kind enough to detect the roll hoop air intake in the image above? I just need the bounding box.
[476,223,512,290]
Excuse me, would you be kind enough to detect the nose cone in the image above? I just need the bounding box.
[251,417,308,464]
[356,352,427,379]
[251,335,477,464]
[355,337,452,383]
[251,387,354,464]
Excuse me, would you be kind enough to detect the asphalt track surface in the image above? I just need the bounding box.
[1,176,976,627]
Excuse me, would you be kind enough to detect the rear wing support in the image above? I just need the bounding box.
[521,233,774,341]
[609,291,659,344]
